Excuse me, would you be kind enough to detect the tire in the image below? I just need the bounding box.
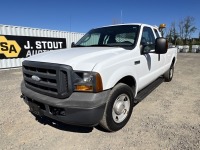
[164,64,174,82]
[99,83,134,132]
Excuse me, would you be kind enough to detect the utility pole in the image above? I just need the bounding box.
[199,31,200,41]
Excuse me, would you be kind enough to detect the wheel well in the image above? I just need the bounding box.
[172,57,176,66]
[116,76,136,92]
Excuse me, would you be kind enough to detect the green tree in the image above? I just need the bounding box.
[166,22,179,45]
[183,16,197,44]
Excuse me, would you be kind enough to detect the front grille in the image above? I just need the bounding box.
[22,61,73,99]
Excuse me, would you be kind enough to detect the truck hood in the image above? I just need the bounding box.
[26,47,128,71]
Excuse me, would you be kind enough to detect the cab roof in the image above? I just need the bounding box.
[96,23,159,29]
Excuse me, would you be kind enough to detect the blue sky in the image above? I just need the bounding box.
[1,0,200,37]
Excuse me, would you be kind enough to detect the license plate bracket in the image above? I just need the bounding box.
[28,101,43,116]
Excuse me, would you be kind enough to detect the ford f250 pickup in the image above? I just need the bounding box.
[21,23,177,131]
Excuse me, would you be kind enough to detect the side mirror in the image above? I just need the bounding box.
[155,37,168,54]
[71,42,75,48]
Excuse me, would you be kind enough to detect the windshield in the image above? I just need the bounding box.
[75,25,140,50]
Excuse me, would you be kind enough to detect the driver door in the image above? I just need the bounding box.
[137,26,160,90]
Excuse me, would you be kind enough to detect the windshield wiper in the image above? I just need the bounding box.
[73,44,119,48]
[88,44,119,47]
[72,45,86,47]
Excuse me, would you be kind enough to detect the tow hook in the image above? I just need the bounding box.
[20,94,24,99]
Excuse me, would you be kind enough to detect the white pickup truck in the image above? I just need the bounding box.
[21,23,177,131]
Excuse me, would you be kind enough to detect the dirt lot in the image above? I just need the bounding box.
[0,53,200,150]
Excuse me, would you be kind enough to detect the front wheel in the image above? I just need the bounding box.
[164,64,174,82]
[99,83,134,132]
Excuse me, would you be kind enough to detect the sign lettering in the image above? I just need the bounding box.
[0,35,67,59]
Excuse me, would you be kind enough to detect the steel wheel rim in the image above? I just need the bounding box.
[170,67,173,78]
[112,94,130,123]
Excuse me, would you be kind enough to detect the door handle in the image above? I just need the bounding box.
[135,60,140,65]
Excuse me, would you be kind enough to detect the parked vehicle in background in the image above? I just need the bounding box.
[176,45,183,53]
[192,45,199,53]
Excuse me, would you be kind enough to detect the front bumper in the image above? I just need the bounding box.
[21,82,110,126]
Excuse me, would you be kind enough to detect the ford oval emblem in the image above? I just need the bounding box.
[31,75,41,82]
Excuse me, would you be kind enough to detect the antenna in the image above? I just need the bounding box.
[121,10,123,23]
[69,15,71,32]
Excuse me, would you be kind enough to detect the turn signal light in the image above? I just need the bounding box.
[95,73,103,92]
[75,85,93,92]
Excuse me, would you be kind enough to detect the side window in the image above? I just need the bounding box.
[154,29,161,38]
[140,27,156,53]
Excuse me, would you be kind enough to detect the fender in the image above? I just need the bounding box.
[102,66,138,97]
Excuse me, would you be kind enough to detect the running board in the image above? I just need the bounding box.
[135,77,164,103]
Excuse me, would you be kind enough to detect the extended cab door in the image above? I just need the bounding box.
[137,26,164,90]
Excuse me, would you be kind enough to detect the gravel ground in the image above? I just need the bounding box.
[0,53,200,150]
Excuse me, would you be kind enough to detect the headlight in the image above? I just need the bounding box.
[83,72,92,82]
[74,71,103,92]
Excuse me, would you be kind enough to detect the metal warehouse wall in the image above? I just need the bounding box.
[0,24,84,69]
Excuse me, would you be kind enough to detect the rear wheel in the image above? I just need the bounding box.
[164,64,174,82]
[99,83,134,132]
